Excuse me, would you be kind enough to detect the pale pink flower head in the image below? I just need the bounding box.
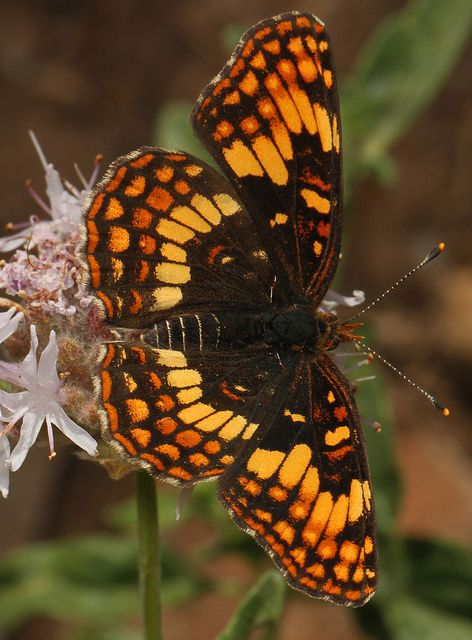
[0,325,98,472]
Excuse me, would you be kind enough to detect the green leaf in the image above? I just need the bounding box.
[384,597,472,640]
[152,99,214,167]
[404,537,472,617]
[215,571,286,640]
[342,0,472,195]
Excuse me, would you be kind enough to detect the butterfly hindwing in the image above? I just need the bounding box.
[192,11,342,304]
[98,333,297,484]
[83,148,276,326]
[219,353,377,606]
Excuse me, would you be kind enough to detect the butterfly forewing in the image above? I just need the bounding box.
[192,12,342,304]
[83,148,275,325]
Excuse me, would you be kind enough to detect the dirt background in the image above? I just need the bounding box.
[0,1,470,639]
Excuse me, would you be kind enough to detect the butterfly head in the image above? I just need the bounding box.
[316,312,364,351]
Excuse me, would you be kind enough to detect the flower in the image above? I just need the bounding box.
[0,325,98,472]
[0,307,24,344]
[0,132,99,253]
[321,289,365,311]
[0,133,100,316]
[0,433,10,498]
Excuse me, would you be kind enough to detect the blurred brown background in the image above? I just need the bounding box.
[0,1,470,638]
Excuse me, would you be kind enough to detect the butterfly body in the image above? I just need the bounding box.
[83,11,377,606]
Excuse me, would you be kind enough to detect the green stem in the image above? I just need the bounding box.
[136,471,162,640]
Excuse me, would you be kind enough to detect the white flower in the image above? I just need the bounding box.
[0,307,24,344]
[0,434,10,498]
[0,131,98,253]
[321,289,365,311]
[0,325,98,472]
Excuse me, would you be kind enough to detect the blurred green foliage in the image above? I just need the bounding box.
[1,0,471,638]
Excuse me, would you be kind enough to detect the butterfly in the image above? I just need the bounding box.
[83,11,377,606]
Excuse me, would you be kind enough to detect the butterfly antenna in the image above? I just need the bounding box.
[346,242,446,322]
[355,339,450,416]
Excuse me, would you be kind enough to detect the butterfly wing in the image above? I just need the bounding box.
[83,148,277,327]
[219,353,377,606]
[97,339,298,483]
[192,11,342,304]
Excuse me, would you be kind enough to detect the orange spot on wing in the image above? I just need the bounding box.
[155,417,177,435]
[87,192,105,220]
[156,165,174,182]
[96,291,114,318]
[114,432,137,454]
[132,207,153,229]
[131,154,154,168]
[146,187,174,211]
[175,430,202,448]
[204,440,220,454]
[106,166,127,192]
[155,394,175,412]
[174,179,190,195]
[141,453,165,471]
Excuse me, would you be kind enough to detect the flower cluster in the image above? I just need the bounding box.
[0,135,101,497]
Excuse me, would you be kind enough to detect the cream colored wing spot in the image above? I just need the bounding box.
[150,286,183,311]
[190,194,222,224]
[157,350,188,368]
[176,386,202,405]
[218,415,247,440]
[325,494,349,537]
[348,479,364,523]
[154,262,191,285]
[213,192,241,216]
[251,136,289,185]
[160,242,187,263]
[283,408,306,422]
[242,422,258,439]
[177,402,215,424]
[278,444,311,489]
[325,425,350,446]
[170,206,212,233]
[269,212,288,228]
[247,448,285,479]
[300,188,331,214]
[194,410,234,432]
[222,140,264,178]
[156,219,195,244]
[167,369,202,388]
[313,103,333,152]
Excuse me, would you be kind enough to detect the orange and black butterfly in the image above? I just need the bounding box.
[83,12,377,606]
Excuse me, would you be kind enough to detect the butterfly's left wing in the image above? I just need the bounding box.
[219,353,377,606]
[193,11,342,304]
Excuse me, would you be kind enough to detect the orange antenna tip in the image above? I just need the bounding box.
[442,407,450,417]
[438,242,446,252]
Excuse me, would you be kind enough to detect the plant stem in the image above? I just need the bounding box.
[136,471,162,640]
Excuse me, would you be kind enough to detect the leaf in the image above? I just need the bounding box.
[153,99,214,167]
[215,571,286,640]
[384,597,472,640]
[341,0,472,196]
[404,537,472,618]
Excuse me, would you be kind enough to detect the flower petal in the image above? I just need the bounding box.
[0,435,10,498]
[0,308,23,344]
[37,330,61,388]
[9,411,44,471]
[19,325,39,384]
[51,406,98,457]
